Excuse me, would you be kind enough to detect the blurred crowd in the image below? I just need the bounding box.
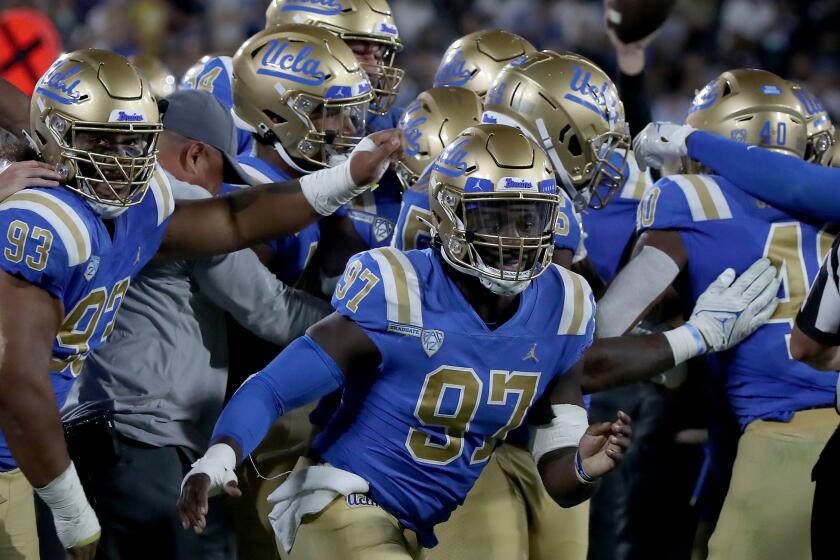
[6,0,840,129]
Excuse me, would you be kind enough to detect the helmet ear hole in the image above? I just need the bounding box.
[721,80,733,98]
[558,124,571,144]
[567,134,583,157]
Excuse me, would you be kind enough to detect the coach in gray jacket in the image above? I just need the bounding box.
[60,90,332,559]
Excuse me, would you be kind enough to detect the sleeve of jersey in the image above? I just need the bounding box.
[553,193,581,254]
[635,177,694,233]
[796,237,840,346]
[331,250,393,333]
[148,167,176,227]
[686,130,840,223]
[0,200,75,300]
[392,188,432,251]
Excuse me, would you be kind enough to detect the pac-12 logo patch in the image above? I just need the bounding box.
[421,329,444,357]
[373,217,394,243]
[84,256,100,281]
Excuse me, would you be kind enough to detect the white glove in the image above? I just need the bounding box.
[180,443,238,497]
[692,257,780,352]
[33,463,101,549]
[633,122,696,171]
[664,258,780,364]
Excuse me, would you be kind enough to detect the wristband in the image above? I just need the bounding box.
[663,323,707,366]
[574,450,597,485]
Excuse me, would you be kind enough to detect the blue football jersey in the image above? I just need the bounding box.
[0,170,175,470]
[237,156,320,285]
[392,162,583,255]
[180,55,254,157]
[336,172,402,249]
[312,247,595,546]
[367,106,404,133]
[580,152,652,284]
[637,174,839,428]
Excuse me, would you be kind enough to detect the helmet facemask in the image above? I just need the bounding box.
[805,129,834,166]
[44,112,160,208]
[348,39,403,116]
[586,129,631,209]
[433,187,559,295]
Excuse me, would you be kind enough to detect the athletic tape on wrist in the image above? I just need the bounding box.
[34,462,100,548]
[299,137,379,216]
[530,404,589,465]
[663,323,707,365]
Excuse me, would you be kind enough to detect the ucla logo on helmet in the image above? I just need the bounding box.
[567,66,613,122]
[434,50,472,87]
[279,0,343,16]
[400,103,428,156]
[37,61,84,105]
[376,21,399,36]
[688,79,719,115]
[486,82,507,107]
[435,138,470,177]
[258,40,328,86]
[497,176,537,192]
[108,109,147,123]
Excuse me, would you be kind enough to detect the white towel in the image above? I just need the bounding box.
[267,464,369,552]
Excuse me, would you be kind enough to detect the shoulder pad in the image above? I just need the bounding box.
[637,174,733,232]
[550,264,595,337]
[0,189,91,266]
[332,247,424,333]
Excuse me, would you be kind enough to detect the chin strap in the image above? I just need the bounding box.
[273,142,312,176]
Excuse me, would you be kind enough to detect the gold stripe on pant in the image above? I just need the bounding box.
[0,468,39,559]
[708,407,837,560]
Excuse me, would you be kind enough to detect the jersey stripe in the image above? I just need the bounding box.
[620,153,649,200]
[1,191,91,265]
[697,175,733,219]
[555,265,594,335]
[685,176,720,220]
[239,163,273,184]
[149,168,175,225]
[371,247,423,327]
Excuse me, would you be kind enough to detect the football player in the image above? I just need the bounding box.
[178,124,630,559]
[128,54,177,100]
[433,29,536,99]
[603,69,837,560]
[0,49,401,559]
[230,24,374,286]
[266,0,406,250]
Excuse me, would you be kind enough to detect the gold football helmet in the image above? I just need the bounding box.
[233,24,373,172]
[433,30,536,98]
[265,0,403,115]
[482,50,629,209]
[129,54,176,99]
[686,69,807,166]
[429,124,560,296]
[395,86,484,191]
[31,49,161,208]
[792,85,835,165]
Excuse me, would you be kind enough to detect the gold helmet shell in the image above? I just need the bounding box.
[433,29,536,98]
[395,86,484,191]
[265,0,403,115]
[429,124,560,294]
[30,49,161,207]
[792,85,835,165]
[129,54,176,99]
[686,69,807,162]
[482,50,629,209]
[232,24,373,171]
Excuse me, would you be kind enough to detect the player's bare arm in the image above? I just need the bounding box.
[177,311,381,532]
[790,326,840,371]
[157,130,404,261]
[534,360,632,507]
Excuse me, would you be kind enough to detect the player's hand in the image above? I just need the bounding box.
[632,122,696,171]
[0,160,64,200]
[68,540,99,560]
[176,443,241,534]
[349,129,405,187]
[689,257,780,352]
[579,411,632,478]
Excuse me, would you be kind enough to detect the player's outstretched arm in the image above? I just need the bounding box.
[0,271,100,557]
[158,130,404,261]
[177,312,381,533]
[584,257,780,393]
[635,123,840,222]
[533,361,632,507]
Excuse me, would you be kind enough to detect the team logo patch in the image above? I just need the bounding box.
[434,49,471,87]
[37,62,83,105]
[421,329,445,357]
[84,256,100,281]
[346,493,378,508]
[761,85,782,96]
[373,217,394,243]
[387,322,422,337]
[257,39,327,86]
[109,109,147,123]
[730,128,748,143]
